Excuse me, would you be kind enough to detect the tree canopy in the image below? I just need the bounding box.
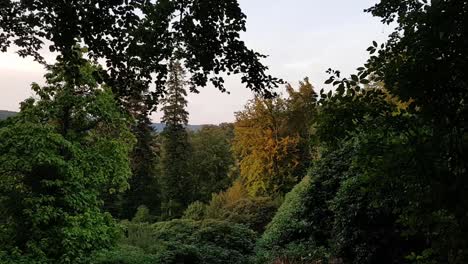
[0,53,135,263]
[0,0,281,109]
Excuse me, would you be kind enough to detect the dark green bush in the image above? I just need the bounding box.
[0,251,46,264]
[222,197,279,233]
[94,219,257,264]
[255,176,323,263]
[92,246,161,264]
[131,205,155,223]
[256,146,354,263]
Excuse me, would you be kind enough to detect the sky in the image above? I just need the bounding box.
[0,0,391,125]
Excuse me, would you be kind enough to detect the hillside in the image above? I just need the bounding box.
[151,123,203,132]
[0,110,17,120]
[0,110,204,131]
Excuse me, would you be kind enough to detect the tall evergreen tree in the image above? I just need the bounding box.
[117,114,161,219]
[159,60,193,218]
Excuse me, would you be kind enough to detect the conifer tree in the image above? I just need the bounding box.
[159,60,193,218]
[118,115,161,219]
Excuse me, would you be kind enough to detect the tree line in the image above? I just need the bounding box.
[1,0,467,263]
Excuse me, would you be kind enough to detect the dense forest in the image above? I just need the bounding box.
[0,0,467,263]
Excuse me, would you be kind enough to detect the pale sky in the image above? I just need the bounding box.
[0,0,390,124]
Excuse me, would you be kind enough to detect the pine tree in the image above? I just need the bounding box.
[159,60,193,218]
[121,114,161,219]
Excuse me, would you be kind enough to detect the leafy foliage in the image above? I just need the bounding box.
[256,176,328,264]
[221,196,279,234]
[313,1,468,262]
[205,180,250,219]
[0,55,135,263]
[94,219,257,264]
[189,124,236,202]
[233,81,317,196]
[2,1,468,263]
[0,0,281,106]
[131,205,155,224]
[233,97,300,196]
[182,201,207,221]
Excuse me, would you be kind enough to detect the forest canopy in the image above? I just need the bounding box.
[1,0,467,263]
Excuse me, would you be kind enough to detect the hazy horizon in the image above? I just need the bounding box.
[0,0,390,125]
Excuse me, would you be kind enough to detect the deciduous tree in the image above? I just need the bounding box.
[0,52,135,263]
[233,96,300,196]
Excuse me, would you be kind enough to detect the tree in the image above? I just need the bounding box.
[118,118,161,219]
[0,1,282,223]
[285,78,317,135]
[0,0,281,108]
[233,96,300,196]
[0,51,135,263]
[159,60,192,218]
[255,86,407,263]
[320,1,468,262]
[365,1,468,261]
[189,124,236,202]
[233,80,317,197]
[285,78,317,174]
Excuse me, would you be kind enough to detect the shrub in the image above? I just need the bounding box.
[256,176,322,263]
[255,142,359,264]
[95,219,257,264]
[222,197,279,233]
[205,180,249,219]
[201,179,279,233]
[182,201,207,220]
[119,222,156,251]
[131,205,155,223]
[0,251,46,264]
[92,245,160,264]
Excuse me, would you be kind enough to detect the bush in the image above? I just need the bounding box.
[95,219,257,264]
[0,251,47,264]
[256,176,324,263]
[182,201,207,221]
[92,245,160,264]
[222,197,279,233]
[201,180,279,233]
[131,205,155,223]
[205,180,249,219]
[255,143,358,264]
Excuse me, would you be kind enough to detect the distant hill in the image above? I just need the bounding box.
[151,123,204,132]
[0,110,17,120]
[0,110,205,132]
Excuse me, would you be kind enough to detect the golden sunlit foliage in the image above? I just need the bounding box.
[233,80,317,196]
